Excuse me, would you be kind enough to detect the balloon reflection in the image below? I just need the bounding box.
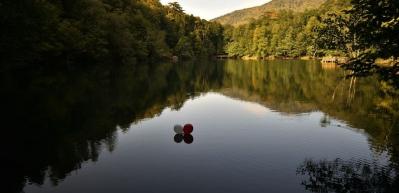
[173,134,194,144]
[174,134,183,143]
[183,134,194,144]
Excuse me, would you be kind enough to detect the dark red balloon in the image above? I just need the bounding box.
[183,124,193,134]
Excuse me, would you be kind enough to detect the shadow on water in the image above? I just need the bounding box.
[1,59,398,192]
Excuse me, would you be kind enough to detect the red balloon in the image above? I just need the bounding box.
[183,124,193,134]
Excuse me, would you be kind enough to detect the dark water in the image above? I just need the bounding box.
[2,60,399,193]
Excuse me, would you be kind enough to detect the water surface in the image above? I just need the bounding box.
[3,60,398,193]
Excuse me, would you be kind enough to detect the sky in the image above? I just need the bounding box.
[160,0,271,20]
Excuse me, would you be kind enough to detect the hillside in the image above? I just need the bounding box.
[212,0,326,26]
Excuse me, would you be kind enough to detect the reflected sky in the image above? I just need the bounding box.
[24,93,390,193]
[3,59,398,193]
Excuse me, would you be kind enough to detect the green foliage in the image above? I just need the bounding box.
[224,10,323,58]
[343,0,399,68]
[318,0,399,85]
[213,0,327,26]
[222,0,397,86]
[174,36,194,58]
[0,0,225,70]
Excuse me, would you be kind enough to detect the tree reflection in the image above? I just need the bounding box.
[1,60,223,193]
[320,114,331,127]
[1,59,398,192]
[297,158,399,193]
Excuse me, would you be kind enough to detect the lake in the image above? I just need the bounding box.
[3,59,398,193]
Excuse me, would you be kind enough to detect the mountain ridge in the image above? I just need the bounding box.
[212,0,327,26]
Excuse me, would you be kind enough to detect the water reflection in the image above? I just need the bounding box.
[174,134,184,143]
[1,61,221,193]
[297,158,399,193]
[183,134,194,144]
[174,134,194,144]
[1,59,398,193]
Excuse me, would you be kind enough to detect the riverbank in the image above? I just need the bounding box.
[215,55,398,68]
[216,55,343,62]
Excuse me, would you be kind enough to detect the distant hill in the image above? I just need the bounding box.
[212,0,327,26]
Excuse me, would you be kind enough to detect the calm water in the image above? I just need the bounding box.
[2,60,399,193]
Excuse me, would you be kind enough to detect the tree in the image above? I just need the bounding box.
[174,36,194,58]
[252,26,269,57]
[0,0,225,70]
[342,0,399,85]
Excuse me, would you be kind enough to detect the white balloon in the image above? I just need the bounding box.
[173,124,183,134]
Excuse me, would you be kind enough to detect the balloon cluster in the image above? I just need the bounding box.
[173,124,194,144]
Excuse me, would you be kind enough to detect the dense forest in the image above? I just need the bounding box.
[213,0,326,26]
[1,1,399,192]
[0,0,224,70]
[1,0,397,81]
[222,0,353,58]
[223,0,398,85]
[224,9,324,58]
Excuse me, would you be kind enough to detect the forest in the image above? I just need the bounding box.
[224,0,397,59]
[223,0,398,85]
[1,1,399,193]
[1,0,397,85]
[0,0,224,69]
